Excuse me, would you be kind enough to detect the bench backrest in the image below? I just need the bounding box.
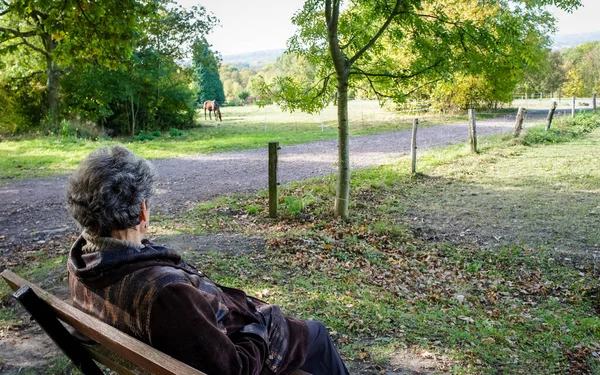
[1,269,205,375]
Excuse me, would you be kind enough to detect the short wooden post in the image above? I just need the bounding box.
[410,118,418,174]
[513,107,526,137]
[572,96,576,118]
[593,93,597,113]
[468,108,478,153]
[268,142,279,218]
[545,101,557,131]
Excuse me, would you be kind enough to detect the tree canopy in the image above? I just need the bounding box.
[0,0,217,134]
[192,38,226,105]
[265,0,582,218]
[0,0,153,124]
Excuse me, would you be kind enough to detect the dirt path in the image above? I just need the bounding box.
[0,110,550,249]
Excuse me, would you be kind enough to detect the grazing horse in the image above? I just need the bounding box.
[203,100,222,121]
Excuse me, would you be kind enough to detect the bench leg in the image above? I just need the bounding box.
[13,286,105,375]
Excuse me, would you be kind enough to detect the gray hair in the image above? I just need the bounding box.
[66,146,159,236]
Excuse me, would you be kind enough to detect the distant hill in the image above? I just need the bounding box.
[552,32,600,49]
[222,49,285,69]
[218,32,600,69]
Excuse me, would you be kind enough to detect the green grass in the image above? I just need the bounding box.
[0,100,466,181]
[166,113,600,373]
[2,113,599,373]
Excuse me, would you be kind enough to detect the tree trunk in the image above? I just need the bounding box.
[43,36,60,127]
[514,107,526,137]
[468,108,478,153]
[130,94,137,137]
[545,101,557,131]
[334,73,350,218]
[326,0,351,218]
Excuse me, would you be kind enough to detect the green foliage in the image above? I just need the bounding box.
[0,84,44,134]
[282,194,315,216]
[134,130,163,141]
[62,51,197,135]
[0,0,154,127]
[238,91,250,102]
[431,72,517,111]
[280,0,575,112]
[517,49,566,97]
[561,42,600,95]
[562,67,586,97]
[193,38,226,105]
[245,204,262,215]
[521,113,600,145]
[169,128,184,137]
[220,65,257,103]
[0,0,216,134]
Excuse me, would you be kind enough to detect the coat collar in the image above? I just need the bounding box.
[68,233,184,286]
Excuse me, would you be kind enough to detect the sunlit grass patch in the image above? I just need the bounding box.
[0,101,466,181]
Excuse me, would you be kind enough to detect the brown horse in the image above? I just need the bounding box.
[203,100,222,121]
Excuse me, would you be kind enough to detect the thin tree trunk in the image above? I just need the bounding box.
[410,118,418,173]
[130,94,136,137]
[326,0,350,218]
[545,101,557,131]
[514,107,526,137]
[468,108,478,153]
[334,73,350,218]
[43,35,60,127]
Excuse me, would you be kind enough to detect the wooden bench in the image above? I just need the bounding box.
[1,269,309,375]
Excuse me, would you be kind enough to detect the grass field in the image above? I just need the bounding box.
[147,114,599,374]
[0,100,466,181]
[2,113,598,374]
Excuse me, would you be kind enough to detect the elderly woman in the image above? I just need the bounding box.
[66,146,348,375]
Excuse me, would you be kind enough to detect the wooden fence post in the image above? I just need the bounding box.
[410,118,418,174]
[545,101,557,131]
[513,107,526,137]
[593,93,597,113]
[268,142,279,218]
[572,96,576,118]
[468,108,478,153]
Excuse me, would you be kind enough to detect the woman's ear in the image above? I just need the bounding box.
[140,200,148,222]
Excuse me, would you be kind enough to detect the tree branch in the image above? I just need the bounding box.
[348,0,404,66]
[19,34,50,57]
[308,71,335,101]
[326,0,346,75]
[0,27,38,39]
[361,71,394,99]
[0,41,25,51]
[398,77,444,99]
[340,35,356,50]
[350,59,444,80]
[14,70,45,81]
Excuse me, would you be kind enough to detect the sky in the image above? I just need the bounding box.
[549,0,600,35]
[180,0,600,56]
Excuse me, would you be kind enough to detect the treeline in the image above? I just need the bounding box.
[2,0,598,137]
[0,0,224,136]
[218,53,314,106]
[220,42,600,112]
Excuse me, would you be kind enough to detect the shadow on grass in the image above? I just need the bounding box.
[403,174,600,255]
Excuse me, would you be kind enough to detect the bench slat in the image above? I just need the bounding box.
[1,269,205,375]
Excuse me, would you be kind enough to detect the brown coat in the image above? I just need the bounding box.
[68,235,308,375]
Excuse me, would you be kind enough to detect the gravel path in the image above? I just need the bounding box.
[0,110,551,248]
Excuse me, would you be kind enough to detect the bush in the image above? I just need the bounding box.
[134,130,162,142]
[0,84,44,135]
[521,113,600,146]
[169,128,183,137]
